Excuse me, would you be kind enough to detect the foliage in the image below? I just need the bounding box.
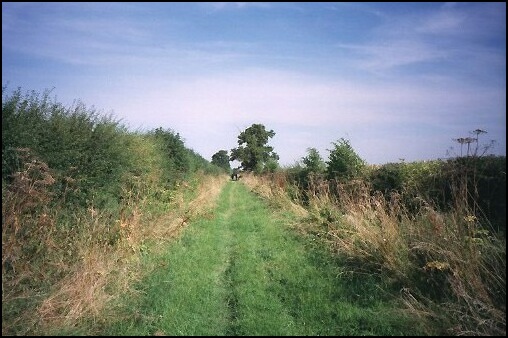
[230,123,279,173]
[282,148,327,205]
[302,147,326,175]
[1,86,222,334]
[211,150,231,172]
[442,155,506,232]
[188,147,223,176]
[256,167,506,336]
[149,127,190,188]
[367,156,506,232]
[1,84,220,210]
[261,134,505,335]
[3,85,505,335]
[326,138,365,182]
[262,158,279,173]
[369,162,405,194]
[2,86,136,208]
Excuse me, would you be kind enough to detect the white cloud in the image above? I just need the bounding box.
[339,40,448,72]
[337,2,505,77]
[3,2,504,165]
[417,7,466,35]
[79,68,503,165]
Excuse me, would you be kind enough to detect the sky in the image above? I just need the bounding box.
[2,2,506,166]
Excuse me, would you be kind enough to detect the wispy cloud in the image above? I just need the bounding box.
[2,4,151,66]
[337,2,506,79]
[338,40,448,72]
[416,5,467,35]
[207,2,271,10]
[2,2,505,165]
[80,67,503,164]
[418,2,506,39]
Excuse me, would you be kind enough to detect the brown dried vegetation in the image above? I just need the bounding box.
[2,148,227,334]
[244,171,506,336]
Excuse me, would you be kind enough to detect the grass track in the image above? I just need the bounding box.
[100,181,424,335]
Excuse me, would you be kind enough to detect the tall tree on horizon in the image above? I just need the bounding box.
[230,123,279,173]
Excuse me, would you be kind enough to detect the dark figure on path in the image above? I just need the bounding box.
[231,168,240,181]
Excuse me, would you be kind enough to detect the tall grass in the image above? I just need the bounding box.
[248,170,506,336]
[1,152,226,335]
[2,86,225,335]
[95,182,426,336]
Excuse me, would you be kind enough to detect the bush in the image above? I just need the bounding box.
[2,85,221,334]
[326,138,365,182]
[2,86,132,208]
[370,162,404,194]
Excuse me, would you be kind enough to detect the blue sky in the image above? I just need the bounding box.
[2,2,506,166]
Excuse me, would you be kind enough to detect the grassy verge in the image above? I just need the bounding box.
[244,172,506,336]
[89,181,427,335]
[2,171,226,336]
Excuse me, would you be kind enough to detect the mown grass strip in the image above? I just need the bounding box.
[101,184,235,336]
[97,181,426,336]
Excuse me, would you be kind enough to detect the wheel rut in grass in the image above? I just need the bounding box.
[103,180,424,336]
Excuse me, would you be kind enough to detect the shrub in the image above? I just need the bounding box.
[326,138,365,182]
[370,162,405,195]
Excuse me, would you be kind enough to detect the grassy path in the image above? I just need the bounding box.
[101,181,422,335]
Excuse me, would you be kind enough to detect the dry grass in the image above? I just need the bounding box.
[241,172,308,218]
[40,173,227,332]
[327,182,504,335]
[2,153,228,335]
[36,244,116,327]
[248,172,506,336]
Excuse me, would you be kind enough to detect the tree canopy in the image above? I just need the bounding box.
[230,123,279,173]
[211,149,231,172]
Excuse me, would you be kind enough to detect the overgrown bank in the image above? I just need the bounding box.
[2,86,505,335]
[2,87,225,335]
[244,166,506,336]
[78,182,427,336]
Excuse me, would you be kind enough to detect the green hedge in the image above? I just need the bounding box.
[369,157,505,232]
[282,155,505,233]
[2,86,221,210]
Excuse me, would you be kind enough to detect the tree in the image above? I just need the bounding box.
[230,123,279,173]
[302,147,326,174]
[211,150,231,172]
[326,138,365,181]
